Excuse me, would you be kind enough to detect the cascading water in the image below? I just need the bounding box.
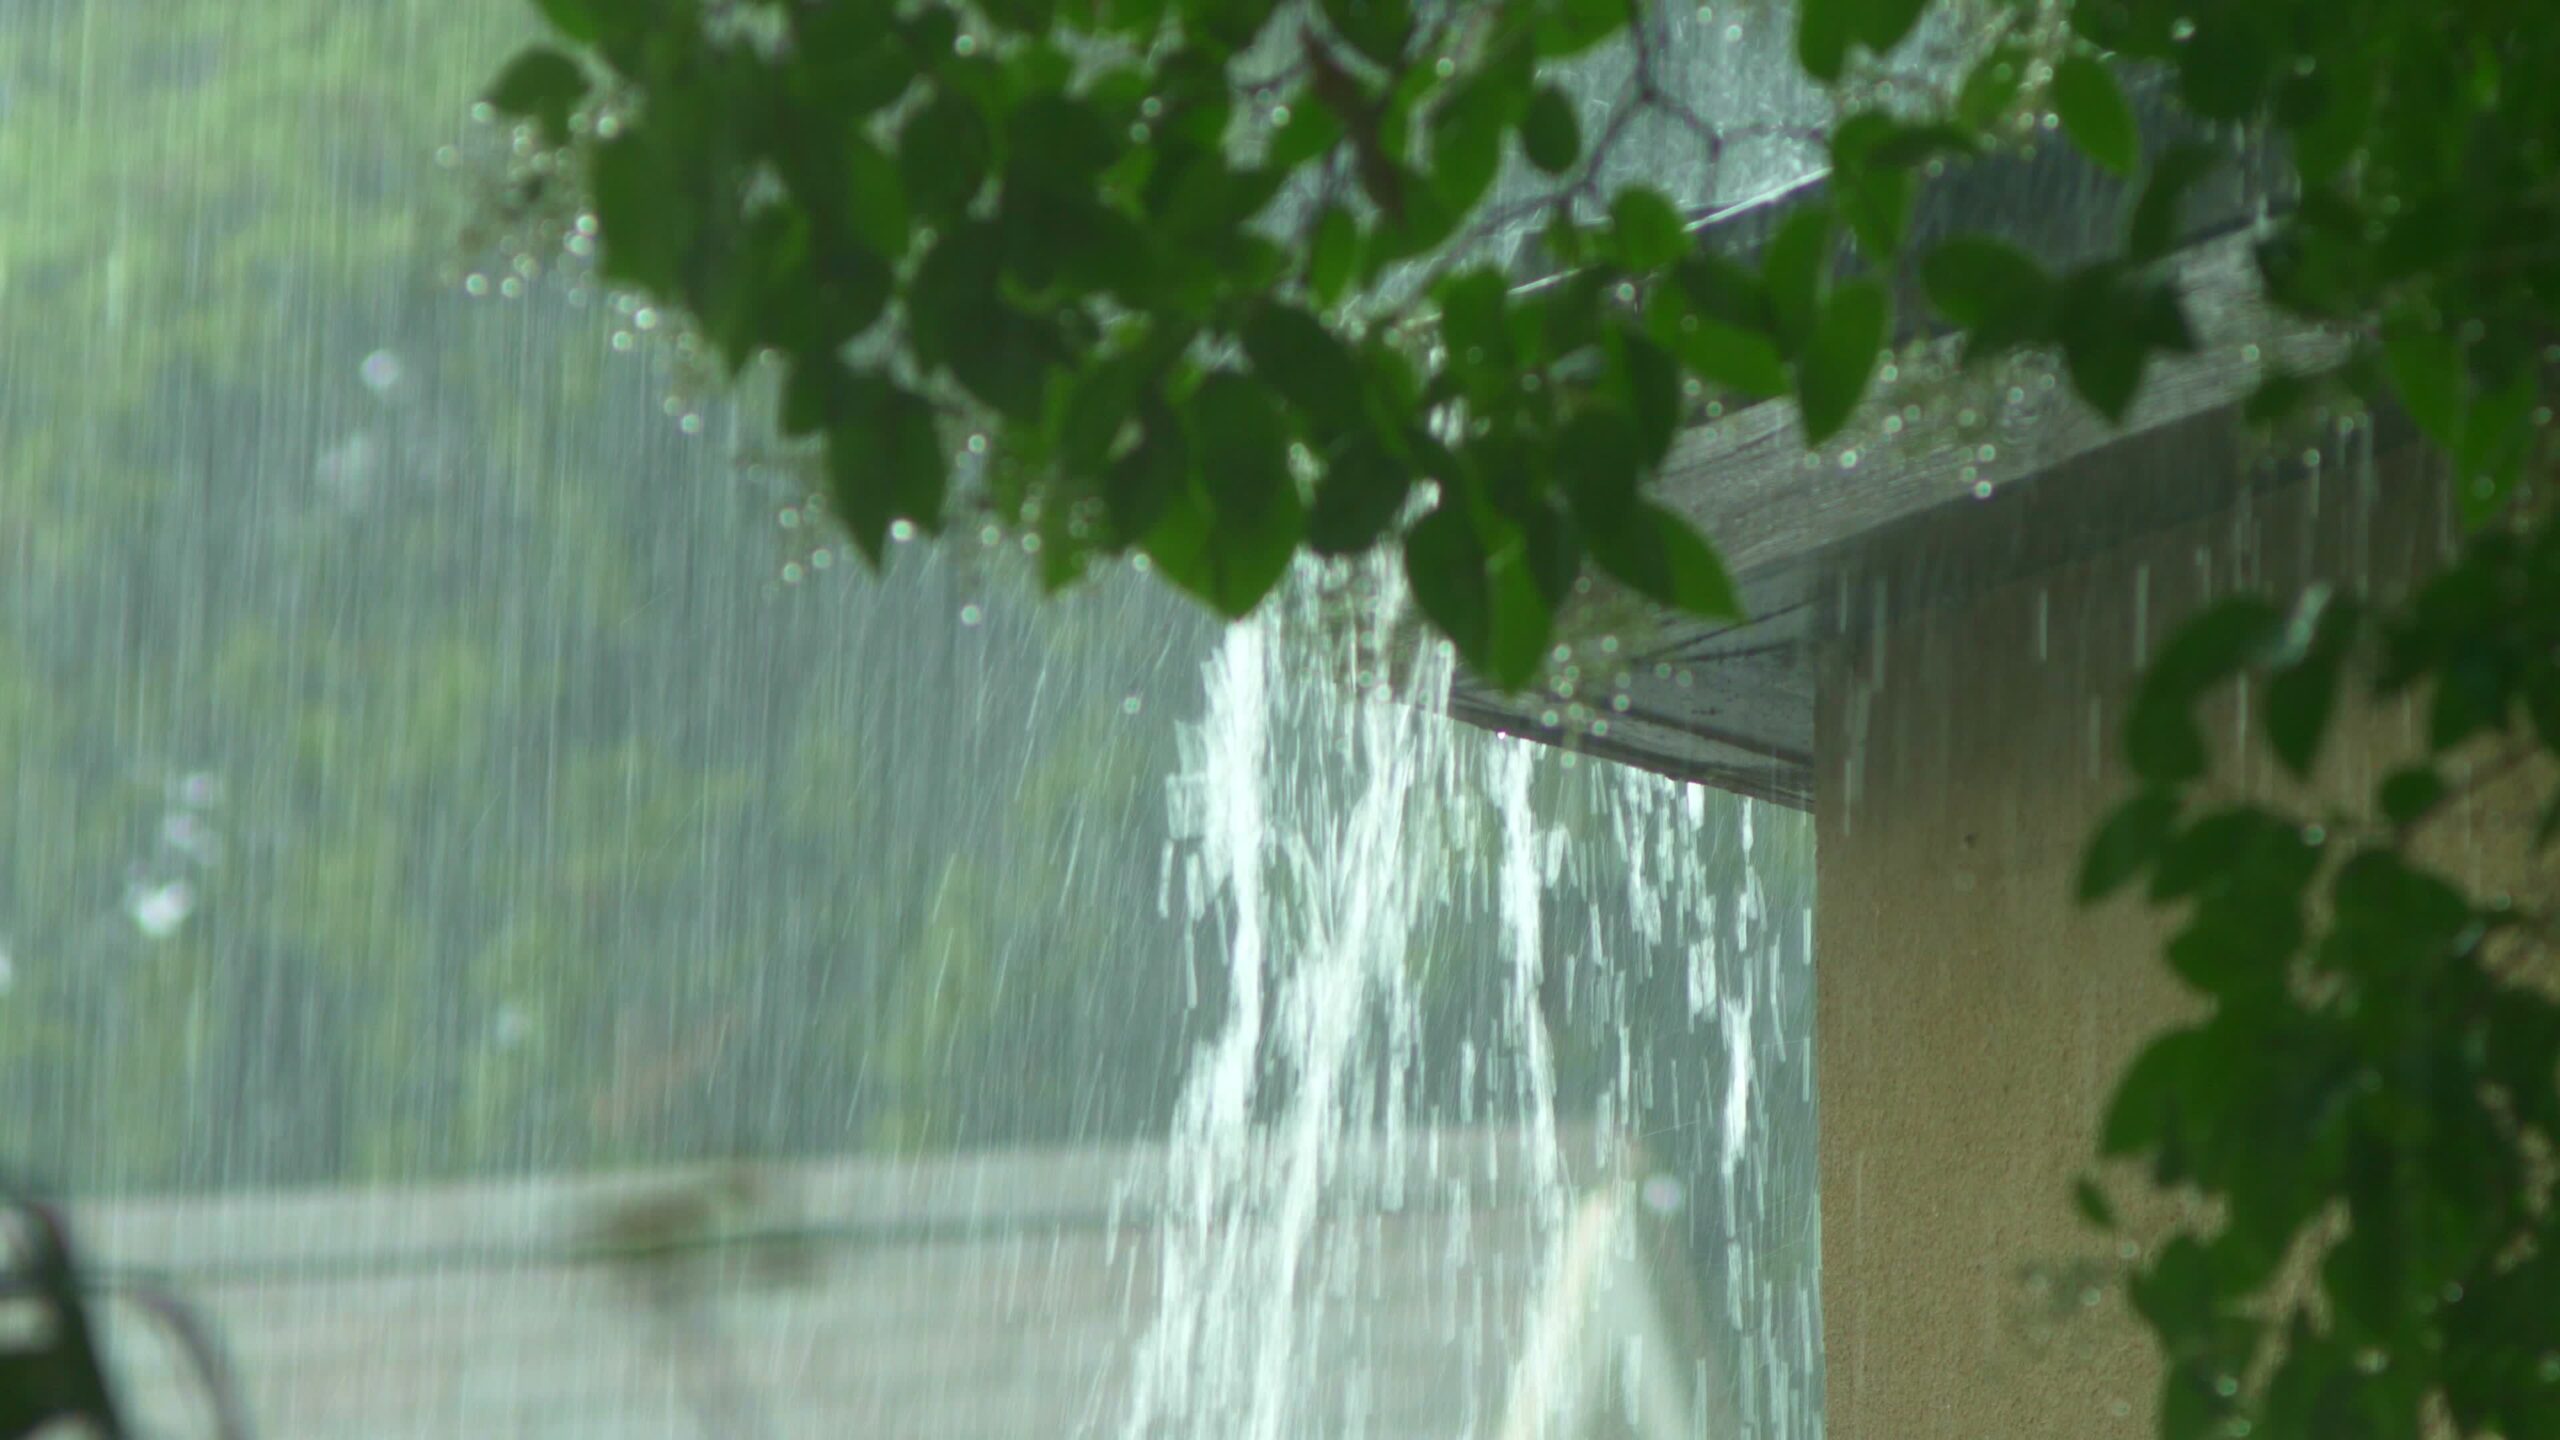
[1119,566,1822,1440]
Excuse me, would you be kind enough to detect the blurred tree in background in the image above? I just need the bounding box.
[0,0,1799,1202]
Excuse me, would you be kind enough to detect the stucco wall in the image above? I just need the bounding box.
[1812,419,2548,1438]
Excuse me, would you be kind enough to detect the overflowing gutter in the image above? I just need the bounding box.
[1444,82,2321,809]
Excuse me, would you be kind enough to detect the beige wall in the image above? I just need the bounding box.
[1812,421,2551,1437]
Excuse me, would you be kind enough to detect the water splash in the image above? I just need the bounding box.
[1121,565,1821,1439]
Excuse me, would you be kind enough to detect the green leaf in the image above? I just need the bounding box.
[1654,298,1789,399]
[1835,164,1915,259]
[2378,767,2448,829]
[2244,368,2322,426]
[2058,269,2190,422]
[2458,367,2537,517]
[1435,266,1516,394]
[1609,188,1689,272]
[1955,42,2030,131]
[1243,302,1368,436]
[1104,404,1188,540]
[1405,503,1491,663]
[843,131,912,263]
[2382,322,2465,454]
[1610,329,1684,465]
[1307,434,1413,555]
[1430,67,1520,215]
[1484,510,1572,688]
[590,129,694,297]
[2127,142,2220,262]
[486,47,587,146]
[1320,0,1413,66]
[2104,1030,2204,1156]
[2144,597,2285,700]
[1187,373,1295,521]
[1796,0,1851,82]
[1585,503,1742,617]
[1920,237,2053,354]
[1795,279,1889,444]
[1555,405,1644,522]
[1307,207,1360,307]
[1267,99,1345,171]
[2053,55,2141,177]
[1849,0,1928,54]
[531,0,609,45]
[2125,696,2208,784]
[1672,253,1775,334]
[2075,1177,2119,1231]
[899,90,994,223]
[2081,787,2178,900]
[2264,589,2356,778]
[825,374,948,561]
[1148,377,1305,616]
[1762,208,1834,356]
[1144,479,1302,617]
[1520,85,1581,175]
[1534,0,1628,59]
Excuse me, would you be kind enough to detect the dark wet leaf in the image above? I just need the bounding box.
[1795,280,1888,444]
[2265,590,2357,778]
[1555,405,1644,522]
[1610,328,1684,465]
[1243,302,1367,436]
[2128,142,2221,262]
[2081,787,2178,900]
[1320,0,1412,66]
[826,374,948,561]
[1609,188,1689,272]
[899,90,993,223]
[1850,0,1928,54]
[1521,85,1581,174]
[2105,1030,2205,1156]
[1307,434,1412,555]
[2384,323,2465,454]
[2058,269,2191,423]
[1762,207,1833,356]
[1404,503,1490,664]
[1536,0,1629,59]
[1585,503,1741,618]
[2054,55,2140,176]
[1955,42,2029,131]
[1796,0,1851,81]
[1922,236,2053,359]
[2378,767,2448,829]
[532,0,611,45]
[590,129,694,297]
[486,48,587,147]
[843,132,912,263]
[1307,207,1360,307]
[2075,1176,2119,1231]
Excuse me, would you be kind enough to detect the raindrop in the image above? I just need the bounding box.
[359,349,403,394]
[125,879,196,940]
[959,604,984,626]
